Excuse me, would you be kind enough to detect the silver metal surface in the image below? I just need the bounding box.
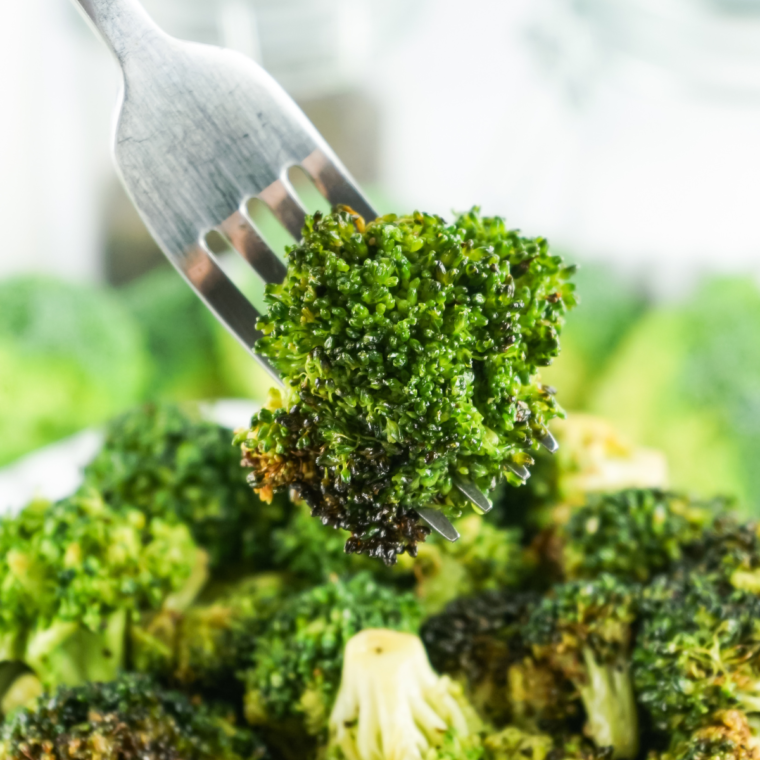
[71,0,496,539]
[416,508,460,543]
[507,463,531,482]
[539,431,560,454]
[454,476,492,514]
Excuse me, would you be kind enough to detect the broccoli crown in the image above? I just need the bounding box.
[633,574,760,738]
[655,710,760,760]
[237,207,576,563]
[242,573,422,732]
[0,674,270,760]
[0,275,147,466]
[559,489,714,583]
[0,492,196,640]
[84,403,291,571]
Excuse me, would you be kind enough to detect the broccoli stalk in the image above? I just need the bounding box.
[526,575,639,759]
[327,629,482,760]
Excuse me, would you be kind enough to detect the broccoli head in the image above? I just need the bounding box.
[525,575,639,759]
[326,628,482,760]
[553,489,715,584]
[0,674,270,760]
[421,589,574,730]
[84,403,291,572]
[241,573,422,748]
[483,727,610,760]
[633,574,760,742]
[236,207,576,563]
[0,491,200,690]
[0,275,147,466]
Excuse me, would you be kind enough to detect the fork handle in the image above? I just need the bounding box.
[73,0,163,61]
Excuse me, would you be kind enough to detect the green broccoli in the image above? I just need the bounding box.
[236,207,576,562]
[591,276,760,509]
[0,275,147,465]
[554,489,715,584]
[326,628,483,760]
[83,403,291,572]
[0,491,200,690]
[483,727,610,759]
[421,589,574,729]
[525,575,639,759]
[633,573,760,742]
[0,674,271,760]
[241,573,422,752]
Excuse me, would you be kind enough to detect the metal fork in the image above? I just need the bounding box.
[72,0,555,541]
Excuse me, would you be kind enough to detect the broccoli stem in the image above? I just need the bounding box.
[577,648,639,759]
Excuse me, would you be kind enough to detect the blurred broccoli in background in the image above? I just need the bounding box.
[0,275,147,465]
[83,403,291,573]
[592,277,760,510]
[238,207,576,563]
[539,262,647,411]
[0,674,270,760]
[0,491,200,692]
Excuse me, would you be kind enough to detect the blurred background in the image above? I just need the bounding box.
[3,0,760,511]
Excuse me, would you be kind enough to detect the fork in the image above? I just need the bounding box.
[72,0,557,542]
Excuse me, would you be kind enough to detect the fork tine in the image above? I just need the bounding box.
[259,177,308,241]
[302,148,377,221]
[219,209,287,285]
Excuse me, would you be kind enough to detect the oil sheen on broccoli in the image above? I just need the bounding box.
[236,207,576,563]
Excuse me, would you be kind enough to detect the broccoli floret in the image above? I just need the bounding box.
[653,710,760,760]
[326,628,483,760]
[525,575,639,759]
[0,491,200,690]
[495,415,668,531]
[483,727,610,759]
[552,489,715,584]
[83,403,291,572]
[241,573,422,749]
[236,207,576,563]
[633,573,760,742]
[0,275,147,466]
[0,674,271,760]
[131,572,287,693]
[401,516,529,615]
[422,590,575,729]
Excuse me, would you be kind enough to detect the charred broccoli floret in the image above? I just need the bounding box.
[326,628,483,760]
[241,573,422,749]
[525,575,639,759]
[633,573,760,742]
[236,207,576,563]
[421,589,575,729]
[84,403,291,572]
[0,491,200,691]
[0,674,270,760]
[553,489,715,584]
[483,727,609,759]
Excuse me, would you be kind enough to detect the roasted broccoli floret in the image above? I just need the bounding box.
[0,275,147,466]
[0,674,270,760]
[651,710,760,760]
[422,589,574,729]
[483,727,610,760]
[551,489,715,584]
[0,491,200,690]
[633,573,760,742]
[83,403,291,572]
[236,207,576,563]
[326,628,482,760]
[401,515,529,615]
[525,575,639,759]
[242,573,422,750]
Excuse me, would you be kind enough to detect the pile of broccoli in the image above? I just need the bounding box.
[235,207,577,562]
[0,397,757,760]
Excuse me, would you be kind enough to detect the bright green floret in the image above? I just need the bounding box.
[83,403,291,572]
[237,207,576,563]
[525,575,639,759]
[0,674,270,760]
[241,573,422,747]
[0,275,147,466]
[0,491,198,690]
